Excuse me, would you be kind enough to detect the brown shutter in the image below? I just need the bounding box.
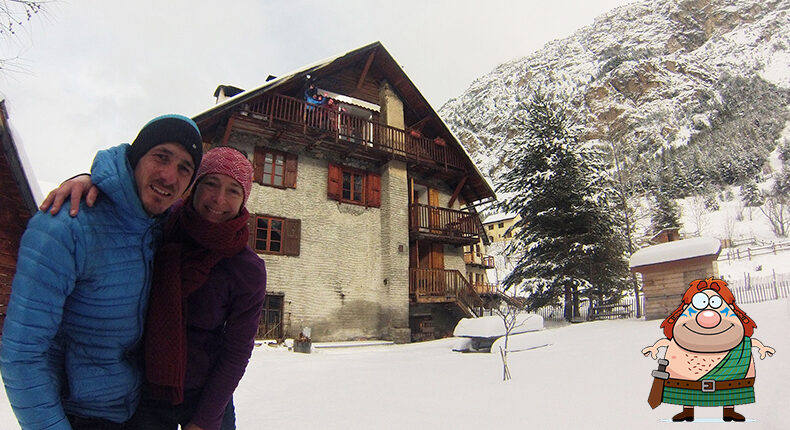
[248,214,257,249]
[366,172,381,208]
[282,218,301,256]
[284,153,298,188]
[327,163,342,201]
[253,147,265,184]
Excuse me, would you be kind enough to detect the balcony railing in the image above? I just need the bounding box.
[409,203,480,243]
[463,252,495,268]
[244,94,466,170]
[472,282,498,295]
[409,268,483,311]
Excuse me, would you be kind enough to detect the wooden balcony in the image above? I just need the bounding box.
[472,282,499,296]
[409,203,480,246]
[463,252,495,268]
[237,94,466,171]
[409,268,483,314]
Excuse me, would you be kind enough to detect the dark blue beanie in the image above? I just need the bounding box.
[127,114,203,183]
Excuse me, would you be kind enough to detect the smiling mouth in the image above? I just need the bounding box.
[682,322,735,336]
[150,184,173,197]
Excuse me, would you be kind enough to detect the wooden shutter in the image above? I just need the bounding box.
[282,218,301,256]
[253,147,265,184]
[366,172,381,208]
[284,153,298,188]
[327,163,342,201]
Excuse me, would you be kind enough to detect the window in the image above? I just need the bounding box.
[253,147,297,188]
[249,214,301,256]
[327,163,381,207]
[487,224,494,230]
[498,222,504,229]
[342,170,365,203]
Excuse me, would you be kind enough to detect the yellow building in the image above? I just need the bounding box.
[482,213,520,243]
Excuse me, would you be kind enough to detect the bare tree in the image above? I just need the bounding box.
[494,292,527,381]
[1,1,48,73]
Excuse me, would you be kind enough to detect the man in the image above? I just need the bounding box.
[0,114,203,429]
[642,277,775,422]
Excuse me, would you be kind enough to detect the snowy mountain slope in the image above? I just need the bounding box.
[440,0,790,184]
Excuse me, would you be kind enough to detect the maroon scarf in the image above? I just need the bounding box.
[144,198,250,404]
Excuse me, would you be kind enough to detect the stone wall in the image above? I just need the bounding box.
[238,137,412,342]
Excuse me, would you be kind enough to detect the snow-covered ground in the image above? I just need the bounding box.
[1,299,787,429]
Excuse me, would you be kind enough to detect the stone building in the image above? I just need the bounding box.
[482,213,520,243]
[629,236,721,320]
[193,42,495,342]
[0,100,39,333]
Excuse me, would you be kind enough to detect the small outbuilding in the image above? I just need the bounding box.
[629,237,721,320]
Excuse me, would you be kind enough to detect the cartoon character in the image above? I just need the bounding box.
[642,277,775,422]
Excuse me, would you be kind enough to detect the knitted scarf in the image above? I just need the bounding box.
[144,198,250,404]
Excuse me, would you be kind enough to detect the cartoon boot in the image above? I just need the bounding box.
[723,406,746,422]
[672,406,694,422]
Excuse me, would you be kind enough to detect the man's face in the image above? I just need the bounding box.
[133,142,195,215]
[672,289,745,353]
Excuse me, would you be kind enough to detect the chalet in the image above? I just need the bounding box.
[482,213,520,243]
[193,42,496,342]
[0,100,39,333]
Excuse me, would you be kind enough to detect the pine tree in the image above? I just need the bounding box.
[496,89,630,321]
[650,190,682,235]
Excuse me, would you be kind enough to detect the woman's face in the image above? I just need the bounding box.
[191,173,244,223]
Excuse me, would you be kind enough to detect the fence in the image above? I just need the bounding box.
[534,294,649,322]
[723,271,790,304]
[720,240,790,261]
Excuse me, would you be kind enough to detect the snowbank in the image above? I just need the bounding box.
[453,313,543,338]
[490,329,554,353]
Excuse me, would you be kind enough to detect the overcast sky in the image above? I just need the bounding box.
[1,0,636,195]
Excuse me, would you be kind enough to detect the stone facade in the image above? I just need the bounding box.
[234,134,416,342]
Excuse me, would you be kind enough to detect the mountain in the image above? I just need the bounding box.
[439,0,790,195]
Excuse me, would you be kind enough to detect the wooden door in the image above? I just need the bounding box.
[428,188,440,233]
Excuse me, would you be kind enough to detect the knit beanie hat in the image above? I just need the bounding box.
[127,114,203,183]
[193,146,254,206]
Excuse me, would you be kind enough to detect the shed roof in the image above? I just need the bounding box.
[629,237,721,269]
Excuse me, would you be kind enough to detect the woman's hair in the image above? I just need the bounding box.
[659,277,756,339]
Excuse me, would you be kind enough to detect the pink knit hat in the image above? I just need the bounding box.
[193,146,254,205]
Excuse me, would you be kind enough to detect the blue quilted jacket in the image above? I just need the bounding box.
[1,144,163,429]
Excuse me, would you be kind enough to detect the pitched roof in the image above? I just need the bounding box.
[1,100,40,214]
[193,41,495,203]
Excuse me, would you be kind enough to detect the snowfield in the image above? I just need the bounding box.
[4,300,786,429]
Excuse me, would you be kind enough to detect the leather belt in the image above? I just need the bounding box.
[664,377,755,392]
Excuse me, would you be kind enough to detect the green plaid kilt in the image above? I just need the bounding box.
[662,337,755,406]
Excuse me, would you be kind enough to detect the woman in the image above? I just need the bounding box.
[134,146,266,430]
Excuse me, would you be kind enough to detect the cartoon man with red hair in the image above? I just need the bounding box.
[642,277,775,422]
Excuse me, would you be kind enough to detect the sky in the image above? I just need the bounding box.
[0,0,637,196]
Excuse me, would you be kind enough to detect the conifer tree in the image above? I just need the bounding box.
[496,88,629,321]
[650,190,682,235]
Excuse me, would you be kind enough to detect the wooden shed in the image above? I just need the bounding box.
[629,237,721,320]
[0,100,39,332]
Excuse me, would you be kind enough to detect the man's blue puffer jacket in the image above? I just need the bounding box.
[1,144,163,429]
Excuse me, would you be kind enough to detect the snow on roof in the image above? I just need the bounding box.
[629,236,721,269]
[483,212,517,224]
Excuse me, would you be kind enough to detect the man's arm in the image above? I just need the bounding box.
[0,213,80,430]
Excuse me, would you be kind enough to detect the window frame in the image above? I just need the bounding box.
[252,214,285,255]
